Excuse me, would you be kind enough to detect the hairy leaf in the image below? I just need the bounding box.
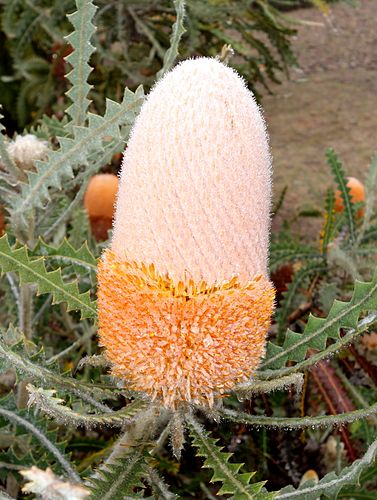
[326,148,356,243]
[87,448,150,499]
[27,385,149,429]
[0,234,96,319]
[222,402,377,429]
[0,331,114,405]
[187,414,269,499]
[262,267,377,371]
[275,437,377,499]
[234,373,304,399]
[0,395,79,482]
[147,468,179,499]
[11,87,144,228]
[33,237,97,276]
[157,0,186,79]
[65,0,97,126]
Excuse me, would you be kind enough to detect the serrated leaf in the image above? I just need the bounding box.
[10,87,144,228]
[0,234,96,319]
[65,0,97,126]
[262,267,377,370]
[339,461,377,498]
[0,394,79,482]
[275,437,377,499]
[27,385,149,429]
[260,311,377,381]
[0,330,114,404]
[28,115,70,140]
[326,148,356,243]
[33,237,97,276]
[187,415,270,499]
[320,188,336,253]
[147,468,179,499]
[157,0,186,79]
[87,448,150,499]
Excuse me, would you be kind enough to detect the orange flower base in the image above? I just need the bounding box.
[97,250,275,408]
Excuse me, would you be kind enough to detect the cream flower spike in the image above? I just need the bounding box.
[98,57,275,408]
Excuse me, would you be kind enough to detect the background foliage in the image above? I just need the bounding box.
[0,0,311,131]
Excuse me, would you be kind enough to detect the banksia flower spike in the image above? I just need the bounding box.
[98,58,275,408]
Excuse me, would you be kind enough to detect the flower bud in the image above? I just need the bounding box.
[7,134,48,171]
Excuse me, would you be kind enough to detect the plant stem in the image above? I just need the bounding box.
[46,326,95,366]
[222,402,377,429]
[0,406,81,483]
[335,365,377,427]
[88,405,162,483]
[19,285,33,339]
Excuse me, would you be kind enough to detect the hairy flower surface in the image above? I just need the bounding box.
[112,58,271,283]
[7,134,48,171]
[98,57,275,407]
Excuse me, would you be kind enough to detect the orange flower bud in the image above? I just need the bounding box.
[334,177,365,218]
[84,174,119,240]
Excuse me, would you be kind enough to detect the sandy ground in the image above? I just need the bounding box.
[263,0,377,238]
